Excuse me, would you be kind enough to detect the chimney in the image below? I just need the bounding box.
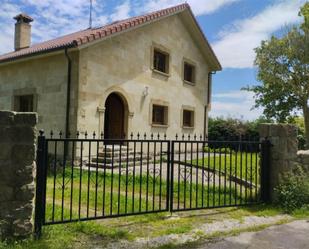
[14,13,33,51]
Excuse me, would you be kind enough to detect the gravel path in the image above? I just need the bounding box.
[94,214,291,249]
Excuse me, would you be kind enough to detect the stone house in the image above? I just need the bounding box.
[0,3,221,140]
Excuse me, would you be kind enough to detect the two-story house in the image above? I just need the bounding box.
[0,3,221,139]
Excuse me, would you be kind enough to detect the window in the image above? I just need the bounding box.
[183,109,194,128]
[152,104,168,126]
[14,95,34,112]
[153,49,169,74]
[184,62,196,84]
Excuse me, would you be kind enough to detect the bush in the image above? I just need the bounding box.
[203,146,235,154]
[274,166,309,213]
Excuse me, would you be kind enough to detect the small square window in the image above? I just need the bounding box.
[153,49,169,74]
[152,104,168,126]
[14,95,34,112]
[184,62,196,84]
[183,109,194,128]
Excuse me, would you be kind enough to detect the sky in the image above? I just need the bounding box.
[0,0,306,120]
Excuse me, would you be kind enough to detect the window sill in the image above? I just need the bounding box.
[182,126,194,129]
[183,80,196,86]
[152,69,170,78]
[151,123,169,128]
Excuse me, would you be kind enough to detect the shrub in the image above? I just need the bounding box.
[274,166,309,213]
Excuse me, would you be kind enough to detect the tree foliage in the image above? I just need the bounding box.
[244,3,309,147]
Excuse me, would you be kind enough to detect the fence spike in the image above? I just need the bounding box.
[188,134,190,140]
[157,133,160,140]
[164,133,167,140]
[100,131,104,139]
[194,134,197,140]
[151,133,154,140]
[50,130,53,138]
[85,131,88,139]
[182,134,185,140]
[130,132,133,140]
[137,132,140,140]
[93,131,96,139]
[200,134,203,141]
[59,130,63,138]
[144,133,147,140]
[175,133,178,140]
[76,131,80,138]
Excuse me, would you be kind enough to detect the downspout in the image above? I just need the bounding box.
[204,71,215,140]
[65,47,72,138]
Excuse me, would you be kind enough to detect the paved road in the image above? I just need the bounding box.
[199,220,309,249]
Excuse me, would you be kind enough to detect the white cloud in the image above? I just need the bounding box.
[111,1,131,22]
[137,0,240,16]
[212,0,306,69]
[210,90,263,120]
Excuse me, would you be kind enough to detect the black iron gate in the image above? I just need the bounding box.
[34,132,271,237]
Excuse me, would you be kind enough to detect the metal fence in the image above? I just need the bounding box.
[34,131,271,237]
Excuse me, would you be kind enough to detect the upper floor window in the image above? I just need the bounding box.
[14,94,34,112]
[183,62,196,84]
[153,49,169,74]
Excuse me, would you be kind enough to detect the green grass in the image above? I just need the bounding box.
[0,204,288,249]
[194,152,260,183]
[44,167,253,223]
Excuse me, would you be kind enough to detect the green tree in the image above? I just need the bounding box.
[245,3,309,147]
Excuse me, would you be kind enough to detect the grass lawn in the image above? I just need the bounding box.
[44,166,255,224]
[193,152,260,183]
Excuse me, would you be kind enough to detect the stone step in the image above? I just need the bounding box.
[97,150,138,158]
[89,160,150,169]
[102,145,132,152]
[92,154,151,164]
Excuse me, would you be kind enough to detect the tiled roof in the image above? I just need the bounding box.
[0,3,189,63]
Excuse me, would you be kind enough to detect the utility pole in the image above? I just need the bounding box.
[89,0,93,28]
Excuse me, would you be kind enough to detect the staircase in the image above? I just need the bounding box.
[90,145,152,168]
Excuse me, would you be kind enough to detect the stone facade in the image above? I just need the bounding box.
[0,111,37,238]
[0,13,212,138]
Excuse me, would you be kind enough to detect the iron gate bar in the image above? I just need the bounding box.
[35,132,268,238]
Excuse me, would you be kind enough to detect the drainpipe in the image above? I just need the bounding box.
[65,47,72,138]
[204,71,215,140]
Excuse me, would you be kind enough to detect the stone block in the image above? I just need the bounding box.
[0,185,14,202]
[11,144,35,166]
[14,184,35,201]
[14,113,37,126]
[0,111,15,126]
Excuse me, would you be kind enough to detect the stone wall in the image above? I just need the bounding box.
[296,150,309,171]
[0,111,37,239]
[259,124,298,201]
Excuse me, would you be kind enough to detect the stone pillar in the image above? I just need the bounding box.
[0,111,37,239]
[259,124,298,201]
[97,107,105,136]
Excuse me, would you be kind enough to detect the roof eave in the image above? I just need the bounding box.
[0,43,77,66]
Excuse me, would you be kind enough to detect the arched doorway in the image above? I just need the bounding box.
[104,93,127,139]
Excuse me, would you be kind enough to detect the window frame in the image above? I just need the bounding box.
[182,58,197,85]
[13,92,37,112]
[150,100,169,127]
[181,106,195,129]
[151,44,171,77]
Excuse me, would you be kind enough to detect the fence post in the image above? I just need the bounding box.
[260,137,272,203]
[34,130,46,238]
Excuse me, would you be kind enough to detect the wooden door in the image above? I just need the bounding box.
[104,93,125,140]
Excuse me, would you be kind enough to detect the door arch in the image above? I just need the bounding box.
[104,92,128,139]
